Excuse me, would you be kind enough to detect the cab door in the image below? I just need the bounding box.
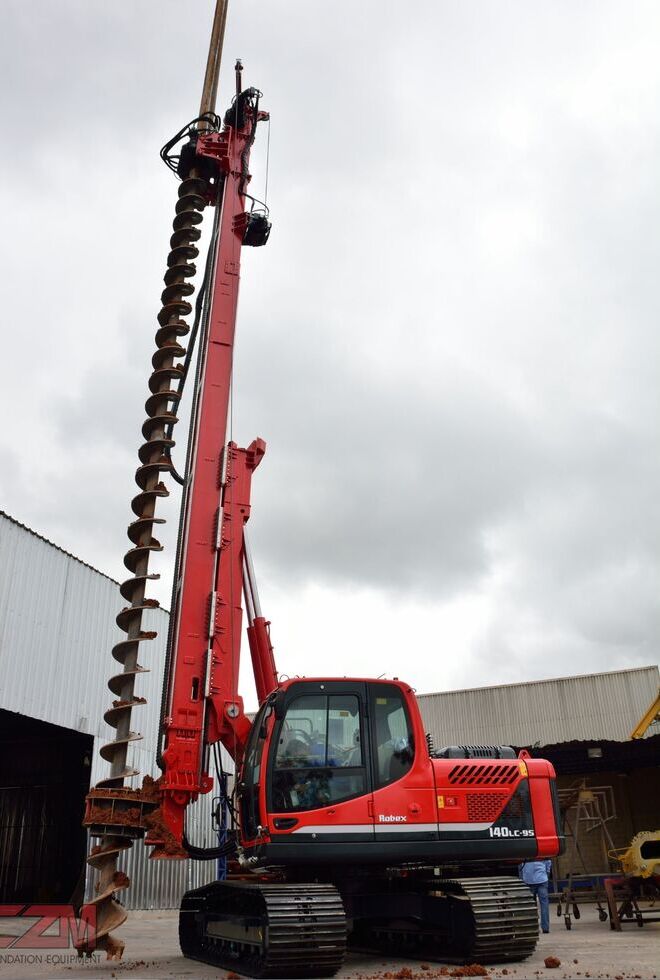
[266,680,375,844]
[368,682,438,844]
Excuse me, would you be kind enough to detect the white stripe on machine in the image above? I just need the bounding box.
[290,822,493,835]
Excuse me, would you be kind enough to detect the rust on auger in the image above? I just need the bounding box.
[77,0,229,960]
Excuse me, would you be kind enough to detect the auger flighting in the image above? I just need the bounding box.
[78,1,230,959]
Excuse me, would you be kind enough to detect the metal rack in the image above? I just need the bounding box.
[555,782,617,928]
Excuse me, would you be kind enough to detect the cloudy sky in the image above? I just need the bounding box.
[2,1,659,707]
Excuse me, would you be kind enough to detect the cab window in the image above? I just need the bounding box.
[370,685,414,788]
[271,694,366,812]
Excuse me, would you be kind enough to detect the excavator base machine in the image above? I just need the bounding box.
[175,678,560,976]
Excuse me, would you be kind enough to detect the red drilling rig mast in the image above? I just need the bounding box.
[79,4,563,975]
[80,3,274,956]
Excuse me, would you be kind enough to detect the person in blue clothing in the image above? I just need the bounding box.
[519,859,552,933]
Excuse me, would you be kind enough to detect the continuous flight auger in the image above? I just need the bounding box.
[74,3,231,956]
[78,164,214,959]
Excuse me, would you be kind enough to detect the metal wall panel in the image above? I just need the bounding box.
[0,512,165,746]
[418,665,659,749]
[0,512,222,907]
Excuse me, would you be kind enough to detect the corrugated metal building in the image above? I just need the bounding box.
[0,511,217,909]
[417,666,659,747]
[418,666,660,877]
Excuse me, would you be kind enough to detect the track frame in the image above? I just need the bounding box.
[179,871,538,977]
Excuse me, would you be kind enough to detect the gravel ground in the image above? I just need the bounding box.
[0,906,657,980]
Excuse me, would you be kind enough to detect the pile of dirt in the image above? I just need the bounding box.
[450,967,489,978]
[86,804,144,825]
[143,808,186,856]
[352,966,490,980]
[140,774,163,803]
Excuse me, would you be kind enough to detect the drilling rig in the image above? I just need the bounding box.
[79,3,564,975]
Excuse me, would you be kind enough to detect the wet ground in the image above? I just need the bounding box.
[0,905,657,980]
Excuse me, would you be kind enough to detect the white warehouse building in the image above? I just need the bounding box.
[0,511,216,909]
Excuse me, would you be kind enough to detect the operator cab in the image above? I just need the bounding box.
[272,692,366,811]
[239,679,418,844]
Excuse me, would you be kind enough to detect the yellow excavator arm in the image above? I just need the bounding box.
[629,689,660,739]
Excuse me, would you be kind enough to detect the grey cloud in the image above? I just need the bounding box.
[1,0,659,689]
[232,315,544,594]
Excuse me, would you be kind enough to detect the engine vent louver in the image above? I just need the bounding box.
[447,763,519,786]
[466,792,508,822]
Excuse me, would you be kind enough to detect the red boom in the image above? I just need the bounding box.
[148,84,277,856]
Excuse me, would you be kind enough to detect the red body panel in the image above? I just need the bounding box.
[526,757,562,857]
[372,680,437,835]
[432,758,526,827]
[244,678,561,861]
[268,795,374,838]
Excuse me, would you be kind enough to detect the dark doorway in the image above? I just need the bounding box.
[0,709,92,905]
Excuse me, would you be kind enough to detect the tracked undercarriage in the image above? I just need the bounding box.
[179,873,538,978]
